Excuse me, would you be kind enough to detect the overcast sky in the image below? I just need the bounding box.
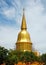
[0,0,46,54]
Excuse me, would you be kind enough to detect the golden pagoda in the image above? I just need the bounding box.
[16,9,32,52]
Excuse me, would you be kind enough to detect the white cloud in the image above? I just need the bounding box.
[3,7,16,19]
[0,26,20,49]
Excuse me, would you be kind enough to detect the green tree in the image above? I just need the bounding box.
[0,46,8,64]
[6,50,20,65]
[20,51,36,63]
[29,52,36,62]
[40,54,46,64]
[9,55,18,65]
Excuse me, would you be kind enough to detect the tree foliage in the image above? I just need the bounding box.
[0,46,46,65]
[40,54,46,65]
[0,46,8,64]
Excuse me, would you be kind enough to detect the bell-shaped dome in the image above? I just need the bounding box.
[17,30,31,42]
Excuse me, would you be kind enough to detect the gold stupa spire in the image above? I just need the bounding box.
[16,9,32,52]
[21,9,27,30]
[16,9,39,55]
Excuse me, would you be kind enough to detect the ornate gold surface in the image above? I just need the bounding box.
[16,42,32,52]
[16,9,32,52]
[17,30,31,42]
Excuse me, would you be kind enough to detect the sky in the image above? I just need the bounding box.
[0,0,46,54]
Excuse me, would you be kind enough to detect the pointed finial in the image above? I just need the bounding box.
[23,8,25,17]
[23,8,25,13]
[21,8,27,30]
[23,8,25,11]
